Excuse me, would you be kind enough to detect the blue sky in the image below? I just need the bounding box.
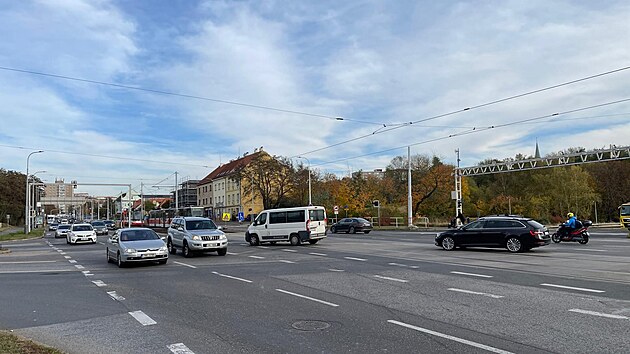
[1,0,629,196]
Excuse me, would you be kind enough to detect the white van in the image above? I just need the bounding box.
[245,206,327,246]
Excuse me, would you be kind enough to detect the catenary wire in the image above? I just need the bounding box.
[312,98,630,167]
[293,65,630,158]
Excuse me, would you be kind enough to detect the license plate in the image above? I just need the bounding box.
[81,238,87,241]
[142,253,155,258]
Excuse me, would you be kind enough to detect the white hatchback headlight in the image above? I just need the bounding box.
[124,248,137,254]
[159,246,168,252]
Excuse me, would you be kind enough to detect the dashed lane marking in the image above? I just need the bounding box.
[448,288,504,299]
[389,262,408,267]
[74,265,85,270]
[168,343,195,354]
[276,289,339,307]
[212,271,252,283]
[92,280,107,287]
[569,309,629,320]
[249,255,265,259]
[64,256,71,259]
[309,252,327,256]
[129,310,157,326]
[278,260,295,264]
[344,256,367,262]
[98,242,105,245]
[540,283,605,293]
[226,252,239,255]
[259,246,269,249]
[451,271,493,278]
[329,269,345,272]
[282,249,297,252]
[374,275,408,283]
[173,261,197,269]
[107,291,126,301]
[388,320,513,354]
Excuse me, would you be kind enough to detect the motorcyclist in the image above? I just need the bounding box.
[559,212,577,236]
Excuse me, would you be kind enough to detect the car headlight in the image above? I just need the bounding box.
[92,232,97,236]
[192,235,201,241]
[124,248,137,254]
[220,234,227,240]
[159,246,168,252]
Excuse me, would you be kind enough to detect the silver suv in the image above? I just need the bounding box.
[167,217,228,257]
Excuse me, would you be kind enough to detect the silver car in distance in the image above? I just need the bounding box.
[106,228,168,268]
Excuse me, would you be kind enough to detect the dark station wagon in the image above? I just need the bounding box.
[435,215,551,253]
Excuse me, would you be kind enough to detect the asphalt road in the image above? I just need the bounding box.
[0,228,629,353]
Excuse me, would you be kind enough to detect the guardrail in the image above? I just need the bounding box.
[328,216,430,228]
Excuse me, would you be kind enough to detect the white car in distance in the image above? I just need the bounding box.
[67,223,97,244]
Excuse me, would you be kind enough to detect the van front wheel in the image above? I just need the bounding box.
[249,235,260,246]
[290,234,301,246]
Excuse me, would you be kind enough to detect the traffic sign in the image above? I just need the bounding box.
[237,211,244,222]
[333,205,339,215]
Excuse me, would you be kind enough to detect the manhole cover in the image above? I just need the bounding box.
[292,320,331,331]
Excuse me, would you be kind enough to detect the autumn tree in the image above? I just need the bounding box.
[232,153,295,209]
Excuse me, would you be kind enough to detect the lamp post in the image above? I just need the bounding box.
[25,150,43,233]
[29,170,46,230]
[296,156,311,206]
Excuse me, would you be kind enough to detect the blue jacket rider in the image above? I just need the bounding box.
[565,212,576,228]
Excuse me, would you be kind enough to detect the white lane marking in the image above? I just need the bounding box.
[168,343,195,354]
[129,310,157,326]
[82,271,94,277]
[74,265,85,270]
[64,256,71,259]
[344,256,367,262]
[329,269,345,272]
[98,242,105,245]
[278,260,295,264]
[451,271,493,278]
[409,266,420,269]
[388,320,513,354]
[374,275,408,283]
[68,260,77,264]
[282,249,297,253]
[92,280,107,287]
[569,309,629,320]
[448,288,504,299]
[173,261,197,269]
[259,246,269,249]
[59,252,66,255]
[249,255,265,259]
[226,252,239,255]
[275,289,339,307]
[0,261,57,264]
[572,249,608,252]
[540,283,605,293]
[389,262,408,267]
[309,252,327,256]
[107,291,126,301]
[56,250,63,252]
[211,271,252,283]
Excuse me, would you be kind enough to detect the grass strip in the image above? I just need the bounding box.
[0,331,63,354]
[0,229,45,242]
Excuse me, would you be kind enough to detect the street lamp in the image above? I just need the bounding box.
[25,150,44,233]
[29,170,46,229]
[296,156,311,206]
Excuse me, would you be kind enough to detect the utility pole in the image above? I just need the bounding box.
[141,182,144,225]
[174,172,179,213]
[454,149,463,226]
[407,146,413,227]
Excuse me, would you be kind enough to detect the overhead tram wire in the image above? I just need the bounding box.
[0,144,212,168]
[293,65,630,158]
[312,97,630,167]
[0,66,383,127]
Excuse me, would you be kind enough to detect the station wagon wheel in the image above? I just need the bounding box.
[349,226,356,234]
[330,226,337,234]
[290,234,301,246]
[506,237,522,253]
[441,236,455,251]
[182,242,192,258]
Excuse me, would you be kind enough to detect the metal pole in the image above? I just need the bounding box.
[128,185,132,228]
[407,146,412,227]
[175,172,179,213]
[594,201,598,224]
[25,150,43,233]
[141,182,144,226]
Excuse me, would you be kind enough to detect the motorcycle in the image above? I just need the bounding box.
[552,220,592,244]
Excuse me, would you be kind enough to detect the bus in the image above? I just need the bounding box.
[147,207,204,228]
[620,202,630,231]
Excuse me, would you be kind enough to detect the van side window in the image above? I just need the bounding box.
[287,210,305,223]
[269,212,287,224]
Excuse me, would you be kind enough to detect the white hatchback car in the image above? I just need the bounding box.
[67,223,97,244]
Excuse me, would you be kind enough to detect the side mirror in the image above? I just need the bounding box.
[217,226,223,230]
[160,236,166,241]
[110,238,118,244]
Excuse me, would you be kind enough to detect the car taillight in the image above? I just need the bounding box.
[530,230,544,239]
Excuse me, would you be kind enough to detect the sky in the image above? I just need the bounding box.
[1,0,629,197]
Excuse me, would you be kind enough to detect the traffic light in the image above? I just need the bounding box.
[372,200,380,207]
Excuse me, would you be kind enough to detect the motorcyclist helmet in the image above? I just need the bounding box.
[567,212,574,218]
